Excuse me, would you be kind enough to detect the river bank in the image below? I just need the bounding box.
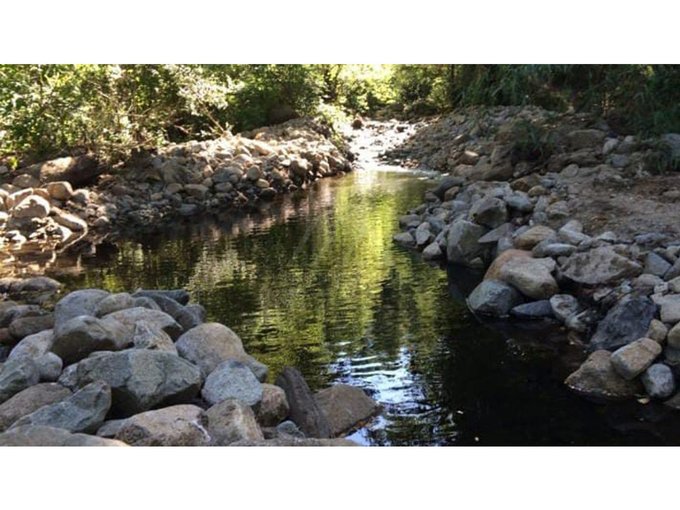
[0,118,352,276]
[386,105,680,408]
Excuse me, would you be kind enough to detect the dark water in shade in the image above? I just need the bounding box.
[47,169,680,445]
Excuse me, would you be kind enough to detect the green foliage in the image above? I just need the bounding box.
[509,120,555,164]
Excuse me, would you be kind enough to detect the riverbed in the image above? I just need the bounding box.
[37,165,680,445]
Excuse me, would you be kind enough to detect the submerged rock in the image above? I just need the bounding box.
[467,280,522,318]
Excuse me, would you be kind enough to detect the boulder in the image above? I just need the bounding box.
[23,155,101,186]
[498,257,558,300]
[659,295,680,324]
[52,208,87,231]
[103,307,182,340]
[11,195,50,219]
[510,300,554,319]
[8,314,54,340]
[589,296,657,351]
[315,384,380,437]
[35,353,63,382]
[50,315,124,365]
[115,405,211,446]
[549,294,580,322]
[231,437,357,446]
[0,383,71,431]
[54,289,110,331]
[131,323,177,354]
[206,399,264,445]
[645,252,671,277]
[256,383,290,427]
[422,242,442,260]
[446,220,488,267]
[484,249,532,280]
[610,338,662,380]
[513,226,555,250]
[561,247,643,286]
[393,231,415,247]
[641,364,675,399]
[0,425,127,446]
[175,322,248,378]
[94,293,136,317]
[63,349,202,416]
[201,359,263,407]
[648,320,668,344]
[133,288,190,306]
[467,280,522,318]
[131,291,201,331]
[0,357,40,404]
[564,350,641,400]
[275,367,331,438]
[46,181,74,201]
[10,381,111,433]
[468,197,508,228]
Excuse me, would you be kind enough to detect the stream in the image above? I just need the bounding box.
[33,122,680,445]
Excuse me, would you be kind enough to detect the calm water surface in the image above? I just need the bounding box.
[48,169,680,445]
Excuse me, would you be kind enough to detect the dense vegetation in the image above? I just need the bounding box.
[0,64,678,165]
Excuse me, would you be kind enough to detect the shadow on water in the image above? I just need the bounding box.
[47,169,680,445]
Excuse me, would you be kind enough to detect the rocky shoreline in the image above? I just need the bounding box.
[0,118,352,275]
[0,280,379,446]
[389,106,680,408]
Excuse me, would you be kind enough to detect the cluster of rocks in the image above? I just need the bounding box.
[390,107,680,408]
[0,118,352,263]
[0,280,379,446]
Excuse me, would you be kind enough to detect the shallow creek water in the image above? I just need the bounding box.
[45,168,680,445]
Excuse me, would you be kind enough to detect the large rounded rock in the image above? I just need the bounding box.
[0,357,40,404]
[201,359,263,407]
[565,350,641,400]
[484,249,532,280]
[94,293,135,317]
[0,383,71,431]
[63,350,202,416]
[54,289,109,331]
[9,329,53,360]
[206,398,264,445]
[132,291,201,331]
[641,364,675,399]
[561,247,643,286]
[314,384,380,437]
[51,315,124,365]
[132,323,177,354]
[175,322,248,378]
[115,405,211,446]
[590,296,657,351]
[10,381,111,433]
[467,280,522,318]
[12,195,51,219]
[275,367,330,438]
[610,338,662,380]
[46,181,74,200]
[0,425,127,446]
[8,314,54,340]
[468,197,508,228]
[549,294,580,322]
[256,383,290,427]
[103,307,182,340]
[498,257,558,300]
[513,225,555,250]
[446,220,489,267]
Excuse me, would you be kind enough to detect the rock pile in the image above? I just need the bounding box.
[0,118,352,262]
[0,281,379,446]
[390,106,680,408]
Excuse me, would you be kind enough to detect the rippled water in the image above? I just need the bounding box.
[48,169,680,445]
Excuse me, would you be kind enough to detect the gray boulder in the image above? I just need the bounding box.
[201,359,263,407]
[54,289,110,331]
[115,405,211,446]
[8,314,54,340]
[0,357,40,404]
[315,384,380,437]
[63,349,202,416]
[175,322,248,378]
[468,197,508,228]
[11,381,111,433]
[51,315,124,365]
[549,294,580,322]
[206,398,264,445]
[9,329,53,360]
[467,280,522,318]
[446,220,488,267]
[0,425,127,446]
[94,293,136,317]
[645,252,671,277]
[610,338,662,380]
[132,291,201,331]
[510,300,554,319]
[131,323,177,354]
[561,247,643,286]
[659,295,680,324]
[103,307,182,340]
[641,364,675,399]
[498,257,558,300]
[231,437,357,446]
[590,296,657,351]
[275,367,331,438]
[0,383,71,431]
